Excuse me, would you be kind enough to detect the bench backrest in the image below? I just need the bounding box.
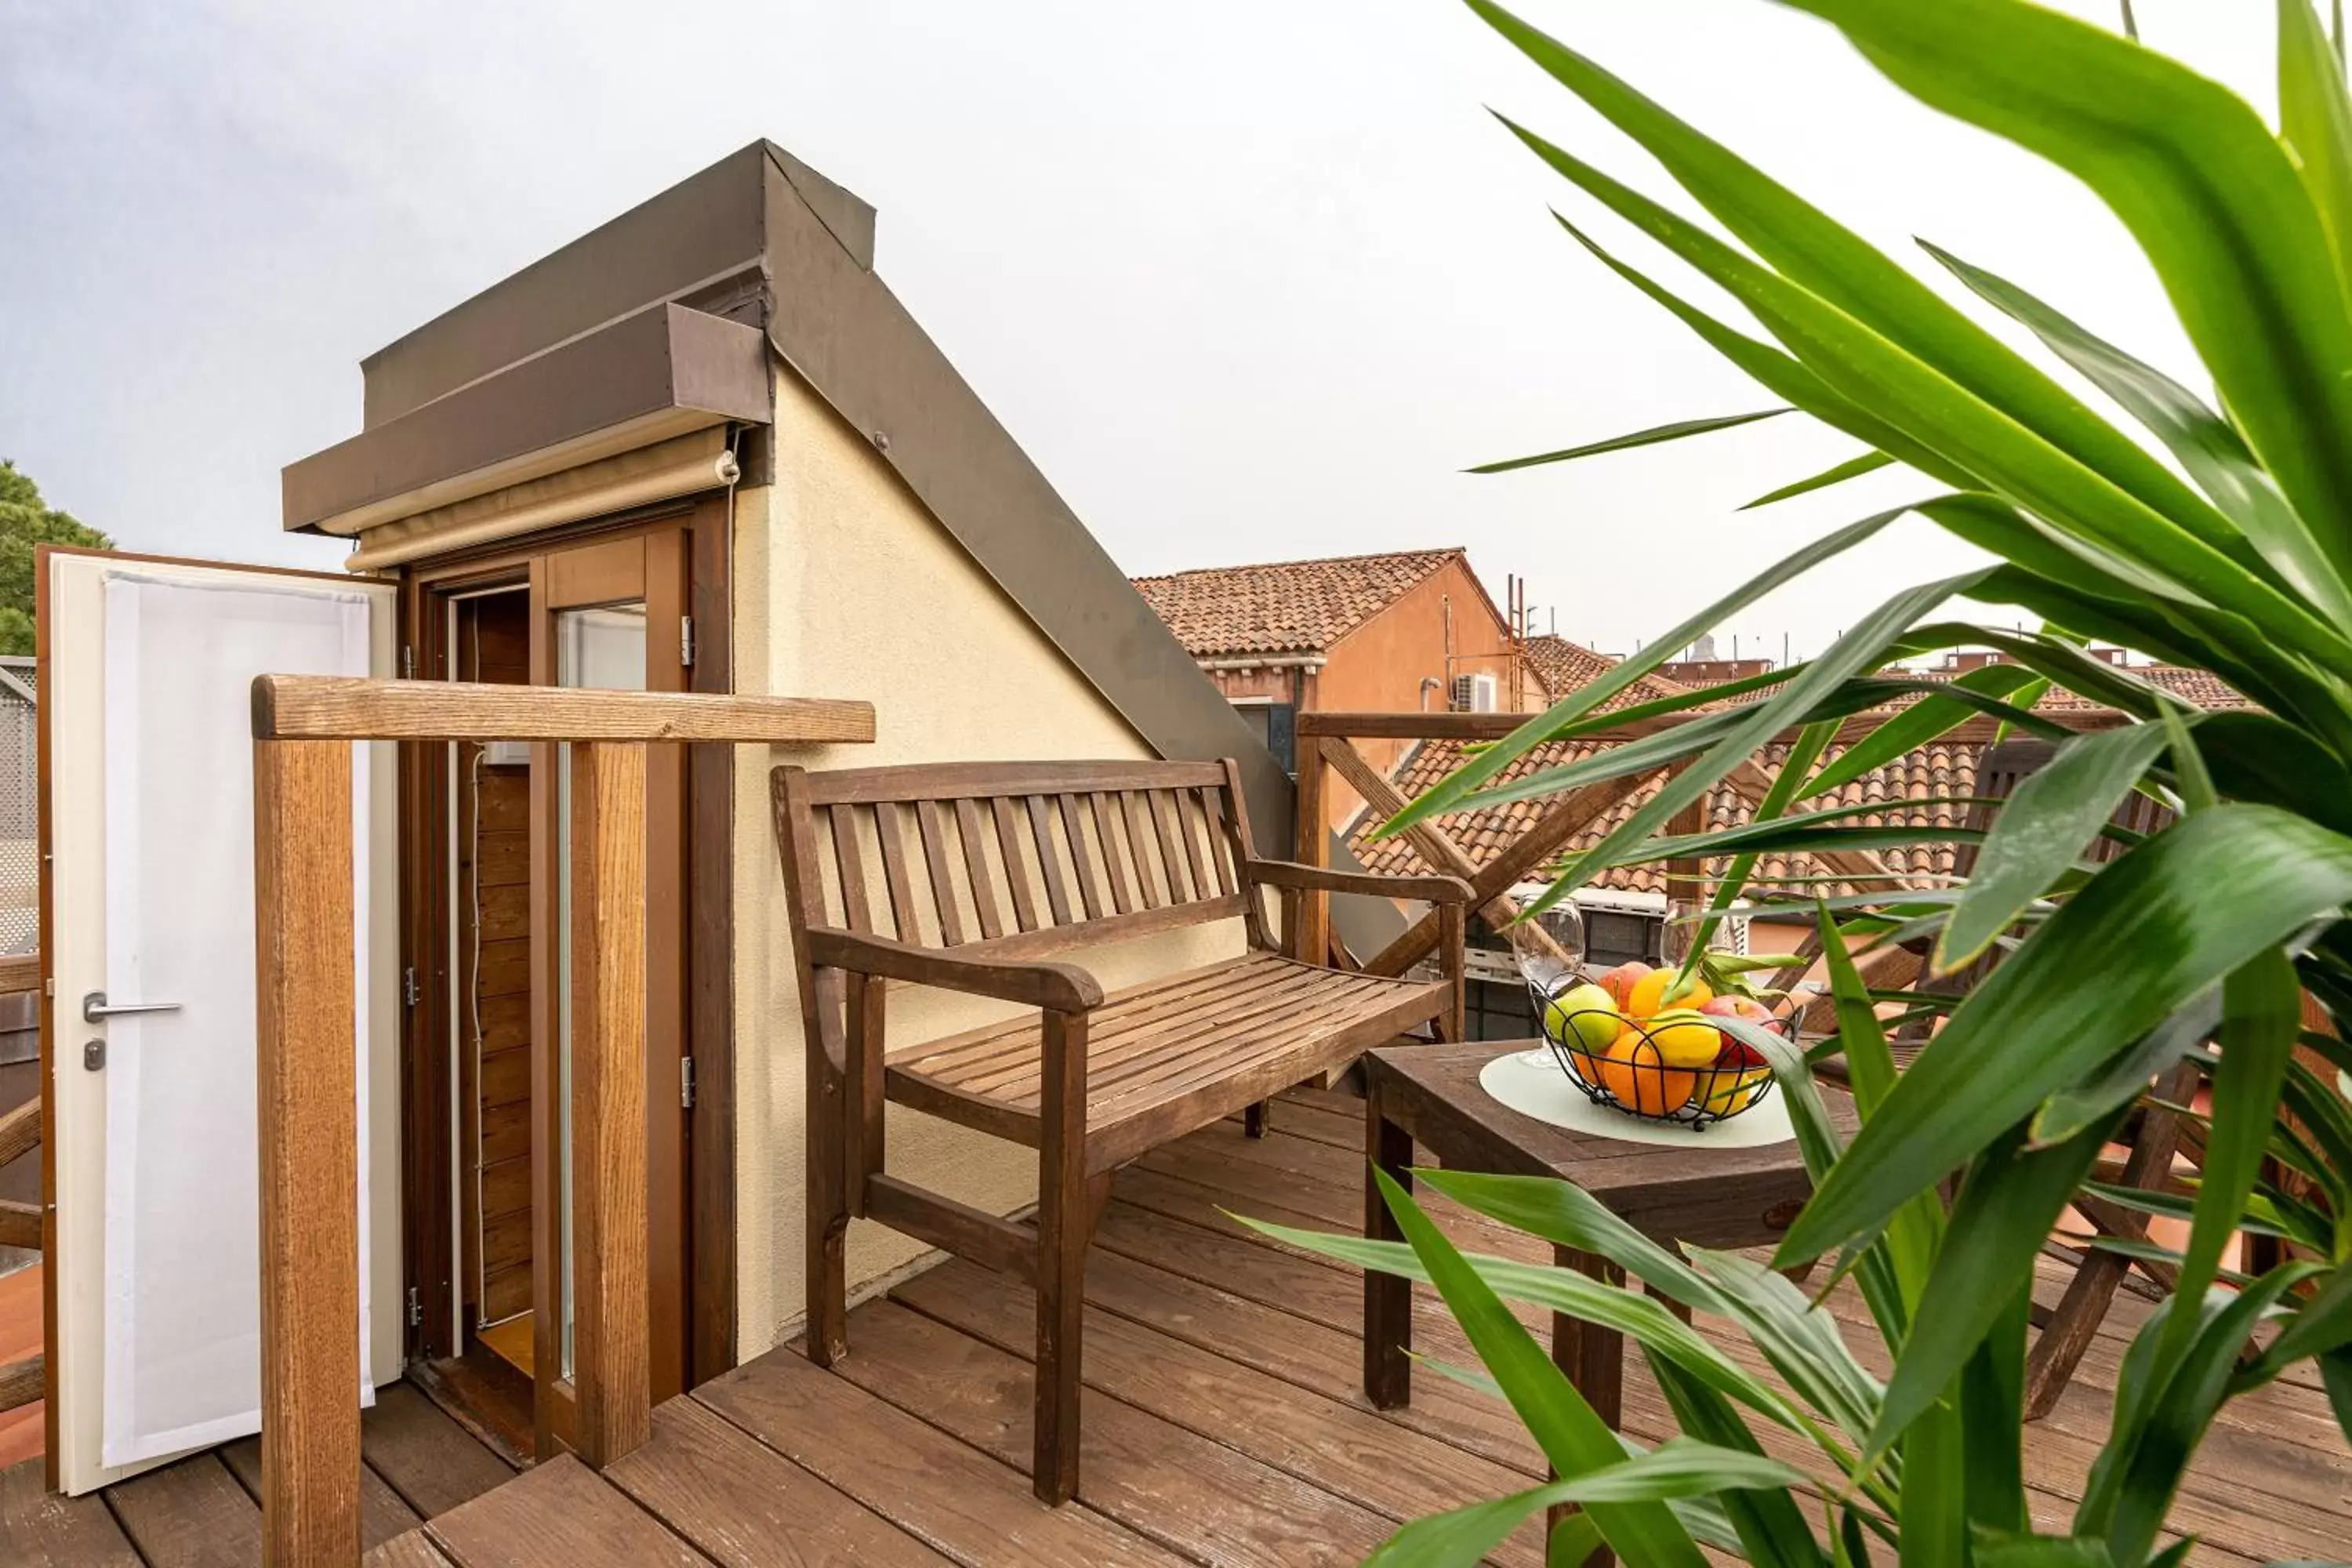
[771,758,1268,963]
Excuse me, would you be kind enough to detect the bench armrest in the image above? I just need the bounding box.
[806,928,1105,1013]
[1244,858,1475,906]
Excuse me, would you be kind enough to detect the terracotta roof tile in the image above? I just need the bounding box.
[1348,735,1985,897]
[1520,635,1692,713]
[1132,549,1465,658]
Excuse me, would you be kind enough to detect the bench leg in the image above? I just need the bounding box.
[1364,1080,1414,1409]
[807,1144,851,1367]
[1243,1099,1272,1138]
[1033,1162,1097,1504]
[1034,1011,1091,1504]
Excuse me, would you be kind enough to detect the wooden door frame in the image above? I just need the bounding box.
[393,492,737,1413]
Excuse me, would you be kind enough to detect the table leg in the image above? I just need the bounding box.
[1363,1080,1414,1409]
[1550,1246,1625,1568]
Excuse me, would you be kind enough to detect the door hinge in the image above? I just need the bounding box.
[681,1055,697,1110]
[406,1287,423,1328]
[402,967,420,1007]
[679,615,695,669]
[401,644,416,680]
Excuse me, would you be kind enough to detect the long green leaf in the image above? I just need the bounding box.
[1471,408,1788,474]
[1936,722,2174,972]
[2031,988,2218,1147]
[1744,451,1896,510]
[1924,241,2350,622]
[2280,0,2352,306]
[1869,1112,2124,1459]
[1377,504,1914,840]
[1784,0,2352,603]
[1780,804,2352,1265]
[1362,1441,1807,1567]
[1537,571,1990,913]
[1818,910,1940,1334]
[1466,0,2261,572]
[1497,114,2352,677]
[2151,948,2302,1379]
[1804,662,2045,800]
[2092,1268,2322,1559]
[1649,1357,1833,1568]
[1896,1391,1967,1568]
[1370,1168,1704,1566]
[1962,1282,2031,1536]
[1546,212,1978,492]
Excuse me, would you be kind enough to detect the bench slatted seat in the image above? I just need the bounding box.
[773,757,1470,1504]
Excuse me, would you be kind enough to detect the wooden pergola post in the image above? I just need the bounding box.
[568,741,651,1467]
[249,675,875,1566]
[252,739,362,1567]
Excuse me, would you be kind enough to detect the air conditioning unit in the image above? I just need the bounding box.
[1449,673,1497,713]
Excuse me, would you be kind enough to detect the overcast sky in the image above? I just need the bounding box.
[0,1,2279,662]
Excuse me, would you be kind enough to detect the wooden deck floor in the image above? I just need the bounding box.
[12,1086,2352,1565]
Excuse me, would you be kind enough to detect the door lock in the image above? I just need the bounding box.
[82,991,183,1024]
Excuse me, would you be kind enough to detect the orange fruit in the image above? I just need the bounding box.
[1626,966,1712,1018]
[1598,1033,1696,1116]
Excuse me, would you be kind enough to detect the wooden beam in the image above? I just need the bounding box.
[0,1200,38,1250]
[0,1096,38,1171]
[569,741,652,1470]
[252,674,874,745]
[1292,729,1329,967]
[0,953,38,996]
[252,738,361,1568]
[1316,737,1567,967]
[1363,769,1657,979]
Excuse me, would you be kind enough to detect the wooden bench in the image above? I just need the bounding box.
[772,757,1470,1502]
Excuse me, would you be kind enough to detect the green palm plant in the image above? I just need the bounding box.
[1258,1,2352,1561]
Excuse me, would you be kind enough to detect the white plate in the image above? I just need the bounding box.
[1479,1048,1798,1150]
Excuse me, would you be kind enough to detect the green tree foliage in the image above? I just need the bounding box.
[0,460,111,655]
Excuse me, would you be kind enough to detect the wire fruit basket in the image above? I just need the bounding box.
[1525,968,1788,1131]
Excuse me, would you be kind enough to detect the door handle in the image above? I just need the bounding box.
[82,992,183,1024]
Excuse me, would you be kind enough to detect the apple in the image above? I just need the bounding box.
[1543,982,1622,1053]
[1596,961,1652,1012]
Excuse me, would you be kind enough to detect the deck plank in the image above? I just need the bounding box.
[103,1453,263,1568]
[359,1382,517,1519]
[829,1296,1396,1567]
[219,1432,422,1552]
[891,1254,1544,1567]
[427,1454,709,1568]
[0,1457,140,1566]
[604,1396,952,1567]
[365,1529,459,1568]
[691,1341,1182,1568]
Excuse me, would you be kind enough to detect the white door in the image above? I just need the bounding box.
[42,550,404,1494]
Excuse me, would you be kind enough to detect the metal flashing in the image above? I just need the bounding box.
[282,303,768,537]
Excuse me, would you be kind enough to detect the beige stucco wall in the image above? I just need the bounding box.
[730,365,1247,1357]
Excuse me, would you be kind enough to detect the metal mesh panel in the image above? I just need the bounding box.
[0,662,36,955]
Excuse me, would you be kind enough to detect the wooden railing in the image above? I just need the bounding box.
[0,950,43,1420]
[1290,710,1902,976]
[249,675,874,1566]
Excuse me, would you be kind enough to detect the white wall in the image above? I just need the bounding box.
[730,365,1245,1356]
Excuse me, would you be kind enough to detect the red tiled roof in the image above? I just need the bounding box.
[1131,549,1464,658]
[1892,662,2251,713]
[1350,735,1980,896]
[1520,634,1690,714]
[1346,659,2247,897]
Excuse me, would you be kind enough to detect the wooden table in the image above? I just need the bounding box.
[1359,1042,1857,1562]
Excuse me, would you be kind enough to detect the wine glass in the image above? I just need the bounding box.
[1509,902,1588,1067]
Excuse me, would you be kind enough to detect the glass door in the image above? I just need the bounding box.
[526,528,691,1455]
